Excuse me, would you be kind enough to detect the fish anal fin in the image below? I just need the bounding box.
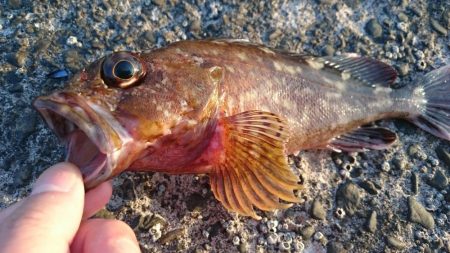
[328,127,397,152]
[320,55,398,87]
[209,111,302,219]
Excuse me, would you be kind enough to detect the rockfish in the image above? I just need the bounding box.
[33,40,450,219]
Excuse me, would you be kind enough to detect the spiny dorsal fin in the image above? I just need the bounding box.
[327,127,397,152]
[320,55,398,87]
[209,111,302,220]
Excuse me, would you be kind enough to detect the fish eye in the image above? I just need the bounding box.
[113,60,135,80]
[102,52,146,88]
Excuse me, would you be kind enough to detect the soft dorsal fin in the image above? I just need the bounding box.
[327,127,397,152]
[209,111,302,219]
[319,55,398,87]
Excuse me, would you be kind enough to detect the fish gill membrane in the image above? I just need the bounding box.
[406,65,450,140]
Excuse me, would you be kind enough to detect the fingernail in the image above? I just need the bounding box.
[31,163,80,195]
[112,238,141,253]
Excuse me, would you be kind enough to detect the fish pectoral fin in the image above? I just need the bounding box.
[319,55,397,87]
[209,111,303,219]
[327,127,397,152]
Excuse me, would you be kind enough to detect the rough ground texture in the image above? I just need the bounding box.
[1,0,449,252]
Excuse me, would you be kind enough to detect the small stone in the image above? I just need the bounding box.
[435,145,450,170]
[358,180,379,195]
[314,232,324,241]
[365,19,383,39]
[7,0,22,8]
[327,241,345,253]
[158,228,185,244]
[408,197,435,229]
[336,182,361,216]
[411,172,419,195]
[430,19,448,36]
[150,223,162,242]
[6,51,27,67]
[232,236,240,246]
[267,232,278,245]
[427,169,448,190]
[366,211,377,233]
[397,63,409,76]
[397,12,409,22]
[322,44,335,56]
[300,226,315,240]
[387,236,406,249]
[238,241,249,253]
[311,197,326,220]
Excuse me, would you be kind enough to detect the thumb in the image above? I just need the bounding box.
[1,162,84,253]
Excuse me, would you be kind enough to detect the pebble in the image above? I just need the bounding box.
[300,226,315,240]
[150,223,162,242]
[232,236,240,246]
[159,228,185,244]
[6,51,27,67]
[427,169,448,190]
[267,232,278,245]
[397,63,409,76]
[408,197,435,229]
[411,172,419,195]
[336,182,361,216]
[366,211,377,233]
[7,0,22,9]
[327,241,345,253]
[365,19,383,39]
[387,236,406,249]
[311,197,326,220]
[358,180,379,195]
[314,231,324,241]
[435,145,450,170]
[430,19,448,36]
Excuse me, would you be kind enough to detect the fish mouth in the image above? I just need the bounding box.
[33,92,140,189]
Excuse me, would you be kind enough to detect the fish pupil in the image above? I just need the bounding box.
[114,60,134,80]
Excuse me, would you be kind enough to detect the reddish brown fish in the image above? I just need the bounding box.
[34,39,450,219]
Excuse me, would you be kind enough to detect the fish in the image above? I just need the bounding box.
[33,39,450,219]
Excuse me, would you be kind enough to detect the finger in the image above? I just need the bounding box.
[71,219,141,253]
[82,181,113,220]
[0,162,84,253]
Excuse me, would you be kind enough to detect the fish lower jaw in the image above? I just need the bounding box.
[33,92,142,189]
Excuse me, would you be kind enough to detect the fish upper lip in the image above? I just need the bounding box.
[33,91,127,188]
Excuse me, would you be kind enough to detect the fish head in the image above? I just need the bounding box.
[34,50,223,188]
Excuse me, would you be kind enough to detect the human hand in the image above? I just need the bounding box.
[0,162,141,253]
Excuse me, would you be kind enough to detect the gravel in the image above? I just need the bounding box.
[1,0,449,252]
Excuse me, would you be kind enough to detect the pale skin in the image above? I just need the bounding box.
[0,163,141,253]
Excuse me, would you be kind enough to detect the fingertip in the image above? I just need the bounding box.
[72,219,140,253]
[32,162,83,195]
[83,181,113,219]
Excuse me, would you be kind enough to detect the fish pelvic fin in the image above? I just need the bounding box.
[408,65,450,140]
[327,127,397,152]
[209,111,303,220]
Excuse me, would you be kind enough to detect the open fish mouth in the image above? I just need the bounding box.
[33,91,137,189]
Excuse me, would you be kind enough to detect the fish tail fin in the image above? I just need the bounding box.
[408,65,450,140]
